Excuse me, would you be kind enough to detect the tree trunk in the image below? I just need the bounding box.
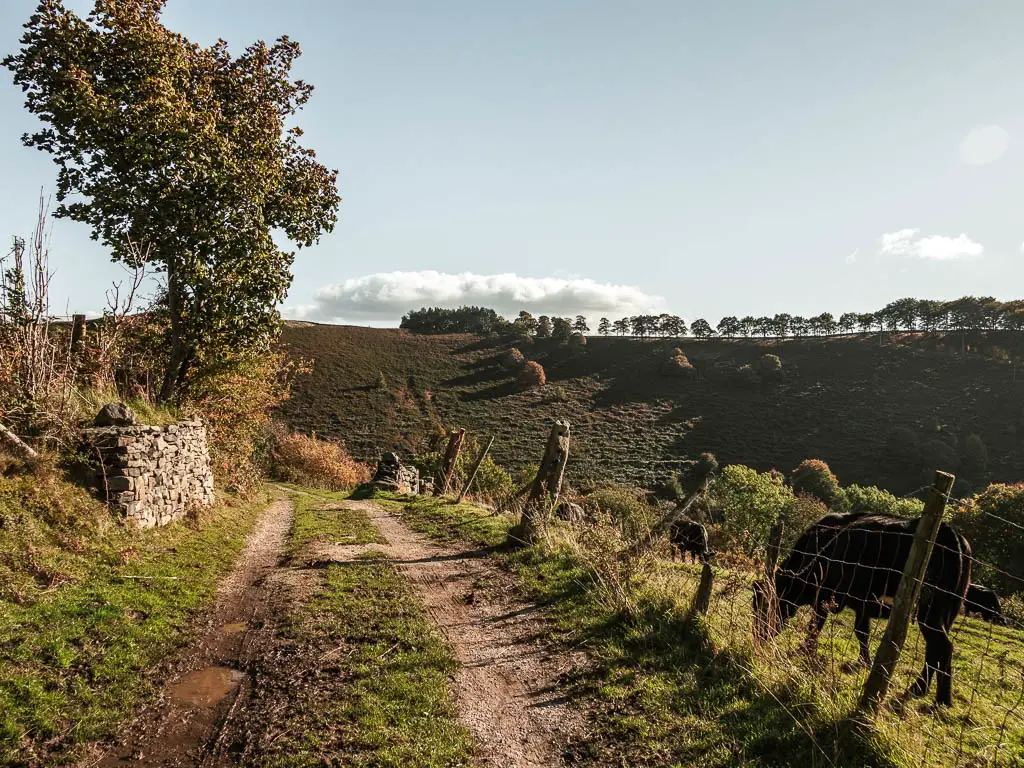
[0,422,39,461]
[158,266,189,404]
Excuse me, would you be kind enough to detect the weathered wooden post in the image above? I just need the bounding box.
[510,420,570,544]
[70,314,87,358]
[435,428,466,496]
[754,520,786,636]
[692,561,714,616]
[858,470,955,715]
[456,435,494,503]
[765,520,785,578]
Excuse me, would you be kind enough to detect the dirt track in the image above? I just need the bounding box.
[94,494,296,767]
[339,500,585,767]
[91,494,583,767]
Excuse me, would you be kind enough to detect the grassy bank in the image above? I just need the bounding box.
[0,472,266,766]
[378,493,1023,767]
[248,490,474,767]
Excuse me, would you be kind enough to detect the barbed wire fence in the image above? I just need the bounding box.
[617,469,1024,767]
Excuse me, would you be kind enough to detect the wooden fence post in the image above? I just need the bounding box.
[435,428,465,496]
[858,470,955,715]
[692,562,714,616]
[71,314,87,357]
[457,436,494,503]
[511,421,570,544]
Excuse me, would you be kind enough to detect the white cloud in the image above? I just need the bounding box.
[286,271,664,324]
[845,248,859,264]
[878,229,983,261]
[959,125,1009,165]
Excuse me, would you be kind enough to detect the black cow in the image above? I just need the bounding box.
[753,512,971,707]
[964,584,1006,625]
[669,518,710,564]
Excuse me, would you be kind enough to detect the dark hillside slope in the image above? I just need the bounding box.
[279,323,1024,493]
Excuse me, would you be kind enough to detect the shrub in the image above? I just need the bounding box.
[410,440,513,502]
[185,350,306,495]
[831,484,924,518]
[962,434,988,479]
[518,361,546,389]
[757,354,782,374]
[501,347,525,369]
[920,438,960,474]
[661,353,695,378]
[781,494,829,551]
[375,371,388,389]
[272,432,371,491]
[585,484,659,541]
[568,333,587,347]
[547,385,569,403]
[948,483,1024,595]
[710,465,794,555]
[790,459,840,505]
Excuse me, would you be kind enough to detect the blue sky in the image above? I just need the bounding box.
[1,1,1022,325]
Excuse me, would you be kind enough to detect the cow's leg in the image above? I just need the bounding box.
[911,624,950,702]
[802,602,828,653]
[853,608,872,667]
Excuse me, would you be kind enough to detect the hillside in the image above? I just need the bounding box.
[278,323,1024,494]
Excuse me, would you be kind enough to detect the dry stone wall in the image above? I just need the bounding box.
[84,420,215,528]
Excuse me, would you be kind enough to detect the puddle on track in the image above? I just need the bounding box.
[169,666,244,708]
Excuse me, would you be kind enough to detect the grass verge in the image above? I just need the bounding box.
[0,472,265,766]
[247,490,474,767]
[377,492,1023,767]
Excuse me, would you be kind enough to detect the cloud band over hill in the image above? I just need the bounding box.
[285,271,664,324]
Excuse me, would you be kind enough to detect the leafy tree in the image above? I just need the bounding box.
[401,306,507,334]
[838,313,857,334]
[710,465,794,555]
[753,317,772,338]
[691,318,715,339]
[790,316,809,336]
[514,310,538,336]
[790,459,840,505]
[771,313,792,338]
[552,316,573,343]
[949,484,1024,595]
[598,317,610,336]
[612,318,630,336]
[573,314,590,334]
[832,484,924,518]
[717,316,741,337]
[536,315,553,338]
[857,313,875,333]
[962,434,989,481]
[5,0,340,402]
[659,314,687,337]
[740,316,757,337]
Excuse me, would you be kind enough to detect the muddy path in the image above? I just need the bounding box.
[94,494,296,767]
[334,499,587,768]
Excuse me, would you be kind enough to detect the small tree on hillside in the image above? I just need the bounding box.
[514,311,539,336]
[518,361,546,389]
[5,1,340,402]
[552,316,573,343]
[790,459,840,505]
[691,318,715,339]
[717,316,741,338]
[838,312,858,334]
[573,315,590,334]
[536,315,553,338]
[598,317,610,335]
[612,318,630,336]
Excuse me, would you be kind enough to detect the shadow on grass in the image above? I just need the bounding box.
[459,380,521,401]
[551,591,892,767]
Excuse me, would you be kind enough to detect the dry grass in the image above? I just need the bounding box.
[272,431,371,491]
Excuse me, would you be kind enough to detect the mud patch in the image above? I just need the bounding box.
[221,623,247,635]
[169,667,244,708]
